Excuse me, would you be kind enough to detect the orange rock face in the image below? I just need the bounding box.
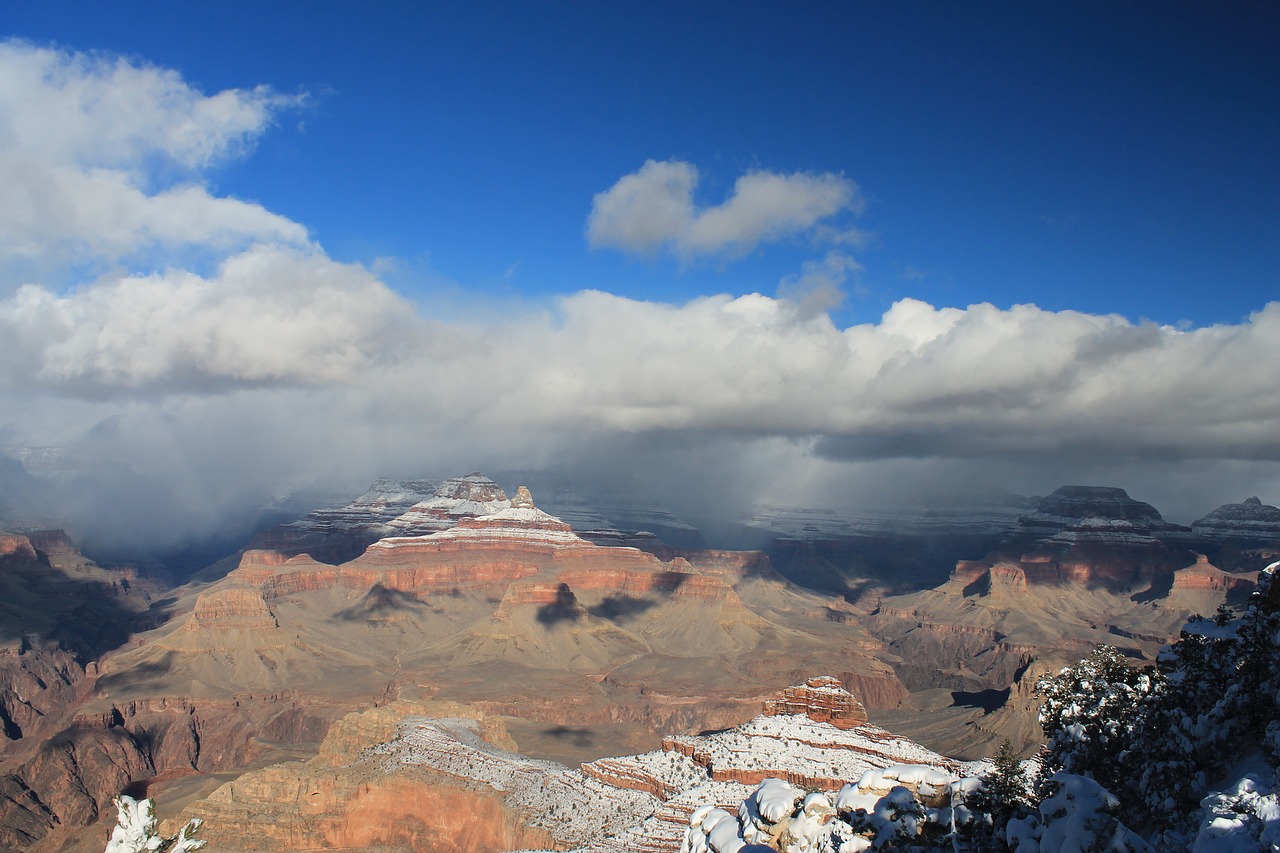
[193,773,555,853]
[0,534,36,559]
[987,563,1029,595]
[1171,554,1258,593]
[762,676,869,729]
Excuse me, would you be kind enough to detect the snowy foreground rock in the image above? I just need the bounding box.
[371,672,1261,851]
[104,795,205,853]
[374,678,992,852]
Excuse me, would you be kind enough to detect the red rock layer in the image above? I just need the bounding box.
[987,563,1029,594]
[1171,554,1258,593]
[762,676,869,729]
[581,758,679,799]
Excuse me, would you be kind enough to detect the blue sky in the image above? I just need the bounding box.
[8,1,1277,326]
[0,2,1277,530]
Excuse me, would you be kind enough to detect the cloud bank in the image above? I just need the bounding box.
[0,40,1276,547]
[8,282,1276,463]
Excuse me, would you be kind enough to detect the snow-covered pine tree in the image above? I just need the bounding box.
[1035,645,1156,801]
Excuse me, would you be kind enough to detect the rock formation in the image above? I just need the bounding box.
[1014,484,1193,546]
[762,676,868,729]
[384,473,512,536]
[862,497,1262,759]
[1163,554,1258,616]
[1191,496,1280,545]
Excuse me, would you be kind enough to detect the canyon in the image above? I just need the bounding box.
[0,466,1273,851]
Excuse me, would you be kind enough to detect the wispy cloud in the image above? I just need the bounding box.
[586,159,861,261]
[777,251,862,318]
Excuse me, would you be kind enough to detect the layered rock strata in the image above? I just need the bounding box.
[762,676,869,729]
[1014,484,1193,546]
[250,478,438,562]
[1192,496,1280,545]
[384,473,512,537]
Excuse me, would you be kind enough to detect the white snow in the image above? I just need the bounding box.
[377,717,658,847]
[1192,772,1280,853]
[103,796,205,853]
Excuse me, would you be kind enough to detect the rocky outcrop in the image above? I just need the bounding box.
[763,676,868,729]
[662,684,952,791]
[0,533,36,560]
[0,643,87,745]
[986,563,1029,595]
[941,561,1030,597]
[1170,554,1257,595]
[190,587,278,630]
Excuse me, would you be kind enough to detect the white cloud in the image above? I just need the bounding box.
[0,152,306,261]
[5,285,1278,544]
[586,159,860,260]
[0,40,307,278]
[0,41,299,170]
[0,245,414,391]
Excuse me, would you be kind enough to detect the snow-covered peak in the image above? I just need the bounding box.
[374,487,592,549]
[384,473,513,536]
[432,472,508,503]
